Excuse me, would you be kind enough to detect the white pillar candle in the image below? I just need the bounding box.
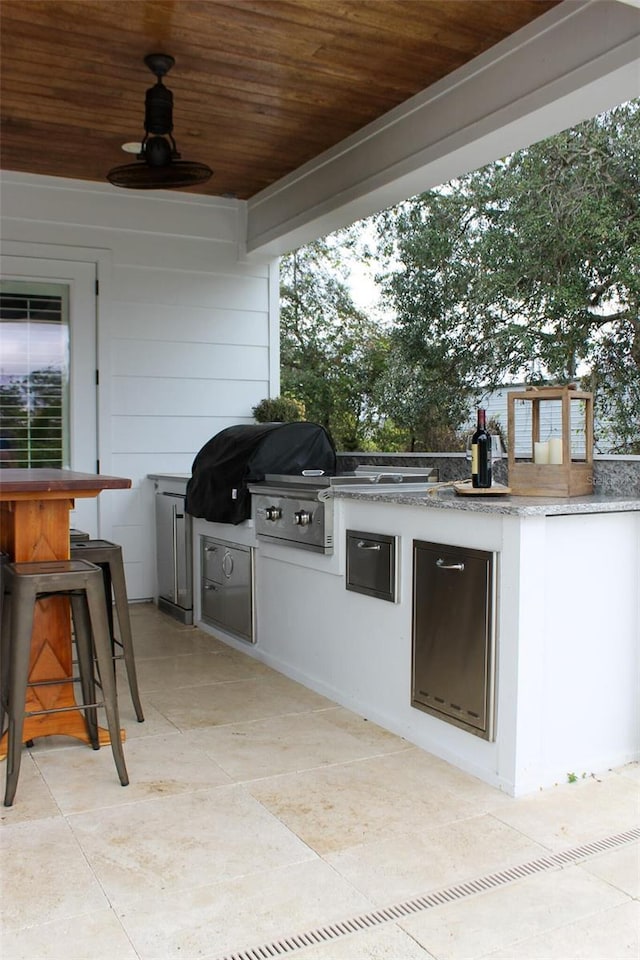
[548,437,563,464]
[534,441,549,464]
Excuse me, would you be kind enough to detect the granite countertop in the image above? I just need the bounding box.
[146,474,640,516]
[148,473,192,481]
[331,484,640,516]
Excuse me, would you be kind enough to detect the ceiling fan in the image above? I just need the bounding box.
[107,53,213,190]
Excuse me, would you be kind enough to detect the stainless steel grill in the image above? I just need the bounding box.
[249,468,438,553]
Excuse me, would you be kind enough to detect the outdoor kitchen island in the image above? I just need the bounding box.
[193,485,640,798]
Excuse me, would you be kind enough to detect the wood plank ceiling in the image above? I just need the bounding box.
[0,0,560,200]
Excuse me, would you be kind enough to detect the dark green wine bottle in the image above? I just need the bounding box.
[471,408,492,489]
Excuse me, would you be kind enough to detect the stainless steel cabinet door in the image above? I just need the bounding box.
[201,538,253,642]
[202,539,224,584]
[221,545,252,640]
[412,540,495,739]
[156,492,192,609]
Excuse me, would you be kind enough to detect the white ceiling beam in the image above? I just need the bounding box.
[245,0,640,258]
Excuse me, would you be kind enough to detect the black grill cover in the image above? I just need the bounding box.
[185,422,336,524]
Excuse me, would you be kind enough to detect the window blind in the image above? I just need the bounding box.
[0,284,69,468]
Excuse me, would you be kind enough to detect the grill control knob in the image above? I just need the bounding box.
[265,505,282,521]
[294,509,312,526]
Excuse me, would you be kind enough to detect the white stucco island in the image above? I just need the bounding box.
[193,487,640,797]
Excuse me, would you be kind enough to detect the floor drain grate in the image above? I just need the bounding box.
[218,827,640,960]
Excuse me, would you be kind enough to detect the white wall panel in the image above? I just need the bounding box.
[111,340,268,380]
[112,264,268,310]
[112,232,264,275]
[111,416,243,454]
[0,218,238,268]
[96,486,139,534]
[111,376,268,417]
[110,302,268,344]
[1,175,242,242]
[109,436,251,480]
[101,486,148,529]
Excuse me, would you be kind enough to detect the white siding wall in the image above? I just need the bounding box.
[0,172,278,599]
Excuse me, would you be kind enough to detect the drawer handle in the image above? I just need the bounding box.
[204,583,217,591]
[204,545,217,553]
[357,541,381,551]
[436,558,465,571]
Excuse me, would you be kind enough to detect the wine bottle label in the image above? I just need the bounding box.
[471,444,478,474]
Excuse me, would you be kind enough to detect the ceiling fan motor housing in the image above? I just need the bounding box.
[145,80,174,136]
[143,79,176,166]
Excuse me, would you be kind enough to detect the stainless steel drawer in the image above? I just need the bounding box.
[346,530,397,602]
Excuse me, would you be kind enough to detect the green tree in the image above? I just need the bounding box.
[0,368,65,467]
[374,188,481,449]
[377,101,640,452]
[280,235,391,450]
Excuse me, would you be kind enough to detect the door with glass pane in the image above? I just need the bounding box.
[0,256,97,532]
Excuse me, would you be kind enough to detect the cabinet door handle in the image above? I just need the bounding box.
[171,503,179,599]
[204,583,217,591]
[357,541,381,550]
[436,558,465,571]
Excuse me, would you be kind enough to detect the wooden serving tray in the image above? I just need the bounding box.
[454,481,511,496]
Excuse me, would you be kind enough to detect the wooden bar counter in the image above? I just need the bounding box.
[0,469,131,755]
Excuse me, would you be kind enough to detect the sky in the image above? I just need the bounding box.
[0,322,68,382]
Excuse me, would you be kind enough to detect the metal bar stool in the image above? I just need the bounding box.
[0,552,9,639]
[70,539,144,722]
[0,559,129,806]
[70,528,91,542]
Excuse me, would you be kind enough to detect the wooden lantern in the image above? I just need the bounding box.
[507,385,594,497]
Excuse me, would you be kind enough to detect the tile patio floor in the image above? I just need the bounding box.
[1,602,638,960]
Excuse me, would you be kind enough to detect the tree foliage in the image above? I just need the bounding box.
[278,102,639,453]
[376,101,640,452]
[279,234,390,450]
[252,396,306,423]
[0,369,65,467]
